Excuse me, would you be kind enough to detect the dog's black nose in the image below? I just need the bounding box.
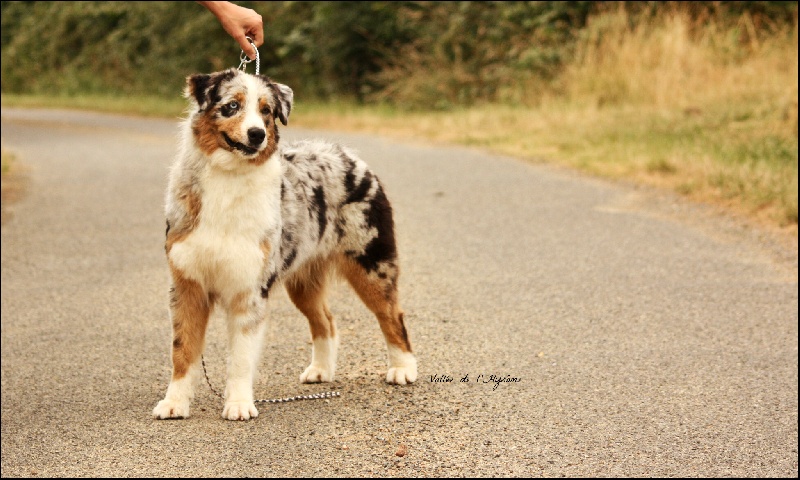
[247,128,266,145]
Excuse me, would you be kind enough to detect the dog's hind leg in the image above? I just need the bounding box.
[286,261,339,383]
[338,256,417,385]
[153,269,212,419]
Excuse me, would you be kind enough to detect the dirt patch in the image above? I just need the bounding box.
[1,151,29,225]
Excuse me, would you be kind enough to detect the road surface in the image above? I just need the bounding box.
[1,107,797,476]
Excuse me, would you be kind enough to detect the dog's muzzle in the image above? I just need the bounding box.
[222,131,262,156]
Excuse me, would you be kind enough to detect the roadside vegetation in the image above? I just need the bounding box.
[297,5,799,235]
[1,149,27,224]
[2,1,796,236]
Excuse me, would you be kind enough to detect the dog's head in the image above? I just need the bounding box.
[184,68,293,166]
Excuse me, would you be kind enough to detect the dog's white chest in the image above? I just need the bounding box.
[169,161,281,294]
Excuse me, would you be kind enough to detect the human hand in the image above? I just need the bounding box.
[199,1,263,60]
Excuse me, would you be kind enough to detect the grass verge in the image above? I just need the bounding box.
[1,93,186,118]
[3,92,797,242]
[1,149,28,225]
[293,100,798,238]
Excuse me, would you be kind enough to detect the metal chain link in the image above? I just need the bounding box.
[201,355,340,405]
[237,36,260,75]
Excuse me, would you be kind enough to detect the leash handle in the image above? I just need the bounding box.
[237,36,260,75]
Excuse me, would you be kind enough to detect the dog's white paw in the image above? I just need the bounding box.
[222,401,259,421]
[300,364,335,383]
[153,399,191,420]
[386,347,417,385]
[386,366,418,385]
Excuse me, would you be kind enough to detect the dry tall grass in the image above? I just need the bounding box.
[563,5,797,112]
[552,5,798,229]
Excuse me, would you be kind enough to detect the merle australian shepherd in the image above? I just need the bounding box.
[153,68,417,421]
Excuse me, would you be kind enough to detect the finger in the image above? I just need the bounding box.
[250,24,264,47]
[235,34,256,60]
[244,23,263,48]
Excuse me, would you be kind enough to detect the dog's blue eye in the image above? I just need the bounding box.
[221,101,240,117]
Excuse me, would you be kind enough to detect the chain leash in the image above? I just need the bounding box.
[237,36,260,75]
[201,355,340,404]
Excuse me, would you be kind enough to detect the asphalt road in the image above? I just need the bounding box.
[1,107,797,477]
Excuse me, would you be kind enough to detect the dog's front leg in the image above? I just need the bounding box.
[222,295,267,421]
[153,272,211,419]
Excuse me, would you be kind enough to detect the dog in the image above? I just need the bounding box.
[152,68,417,421]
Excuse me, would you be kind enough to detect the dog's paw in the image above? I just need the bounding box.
[153,399,190,420]
[386,349,417,385]
[300,364,335,383]
[386,365,418,385]
[222,401,259,421]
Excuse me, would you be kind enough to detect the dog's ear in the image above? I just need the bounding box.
[255,75,293,125]
[185,70,238,110]
[185,74,212,109]
[270,81,294,126]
